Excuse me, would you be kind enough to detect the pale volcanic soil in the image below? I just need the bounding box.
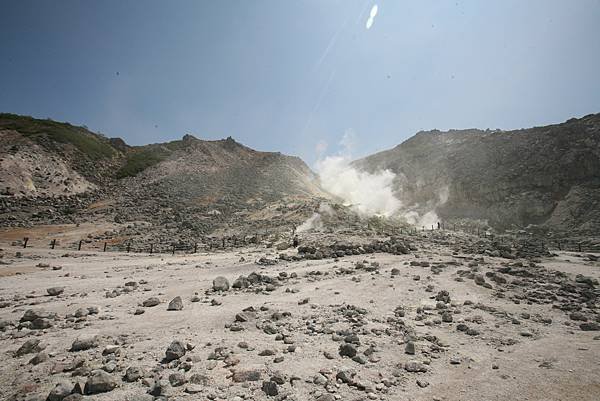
[0,236,599,401]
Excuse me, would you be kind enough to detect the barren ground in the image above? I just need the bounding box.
[0,234,599,401]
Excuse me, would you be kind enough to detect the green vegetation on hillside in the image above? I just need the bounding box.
[0,113,117,159]
[116,147,170,178]
[116,140,185,178]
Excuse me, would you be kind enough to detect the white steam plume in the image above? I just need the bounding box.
[316,155,400,217]
[296,202,336,233]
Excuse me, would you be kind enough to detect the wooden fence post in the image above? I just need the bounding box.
[51,239,56,249]
[150,244,153,254]
[23,237,29,248]
[103,242,107,252]
[126,242,130,253]
[194,243,197,253]
[578,242,582,252]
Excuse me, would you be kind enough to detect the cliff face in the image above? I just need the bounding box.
[355,113,600,233]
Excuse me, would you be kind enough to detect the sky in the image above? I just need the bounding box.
[1,0,600,165]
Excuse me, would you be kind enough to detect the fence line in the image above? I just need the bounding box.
[9,225,600,255]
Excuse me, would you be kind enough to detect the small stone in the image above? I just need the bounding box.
[167,296,183,311]
[142,297,160,307]
[213,276,230,291]
[352,354,367,364]
[47,380,73,401]
[70,336,98,352]
[29,352,49,365]
[580,322,600,331]
[47,287,65,296]
[169,372,187,387]
[125,366,144,382]
[16,339,45,357]
[232,369,261,382]
[339,343,357,358]
[165,340,186,361]
[102,345,119,355]
[404,361,428,372]
[185,384,203,394]
[405,341,415,355]
[416,379,429,388]
[84,370,117,394]
[262,380,279,396]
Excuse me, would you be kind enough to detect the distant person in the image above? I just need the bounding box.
[293,235,299,247]
[437,221,441,230]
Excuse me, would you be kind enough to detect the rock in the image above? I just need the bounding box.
[232,369,261,382]
[404,361,428,373]
[184,384,203,394]
[417,379,429,388]
[213,276,230,291]
[148,379,169,397]
[313,374,328,385]
[352,354,367,364]
[31,318,52,330]
[103,361,117,373]
[336,370,355,384]
[169,372,187,387]
[102,345,119,355]
[70,336,98,351]
[339,343,358,357]
[125,366,144,382]
[232,276,250,289]
[262,380,279,396]
[47,287,65,296]
[47,380,73,401]
[570,312,587,321]
[189,373,209,385]
[167,296,183,311]
[21,309,55,322]
[165,340,186,361]
[84,370,117,394]
[142,297,160,307]
[405,341,415,355]
[29,352,48,365]
[580,322,600,331]
[16,339,45,357]
[442,311,453,322]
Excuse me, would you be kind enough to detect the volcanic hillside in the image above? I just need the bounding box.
[355,113,600,234]
[0,113,329,241]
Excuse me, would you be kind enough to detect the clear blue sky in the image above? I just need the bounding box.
[1,0,599,164]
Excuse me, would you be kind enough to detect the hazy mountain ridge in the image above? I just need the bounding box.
[355,113,600,233]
